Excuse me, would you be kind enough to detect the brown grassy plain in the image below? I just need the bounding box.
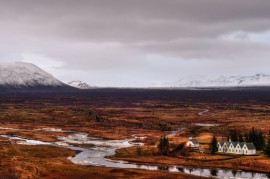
[0,88,270,178]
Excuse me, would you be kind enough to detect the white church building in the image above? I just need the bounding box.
[186,137,199,148]
[217,141,256,155]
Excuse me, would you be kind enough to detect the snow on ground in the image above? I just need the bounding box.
[167,74,270,88]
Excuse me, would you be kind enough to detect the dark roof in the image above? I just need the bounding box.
[189,139,199,144]
[230,142,238,147]
[218,141,225,146]
[218,140,256,150]
[239,142,245,148]
[245,143,256,150]
[218,141,230,147]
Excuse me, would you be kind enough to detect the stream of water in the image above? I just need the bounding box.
[1,129,269,179]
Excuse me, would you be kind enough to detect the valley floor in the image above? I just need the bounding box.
[1,88,270,178]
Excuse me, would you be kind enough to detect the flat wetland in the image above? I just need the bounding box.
[0,87,270,178]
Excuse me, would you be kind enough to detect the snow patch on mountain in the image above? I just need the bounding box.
[0,61,64,88]
[168,74,270,88]
[68,81,95,89]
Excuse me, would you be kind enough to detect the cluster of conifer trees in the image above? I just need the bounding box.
[209,127,270,156]
[158,127,270,157]
[157,136,170,155]
[228,128,266,150]
[157,136,187,156]
[265,132,270,156]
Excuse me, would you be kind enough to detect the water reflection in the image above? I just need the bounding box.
[157,166,169,171]
[232,169,237,177]
[1,133,270,179]
[177,167,184,172]
[210,169,218,176]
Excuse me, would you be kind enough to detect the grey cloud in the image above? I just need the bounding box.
[0,0,270,86]
[1,0,270,42]
[139,38,270,60]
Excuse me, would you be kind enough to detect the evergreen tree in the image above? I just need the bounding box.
[247,127,265,150]
[248,127,257,143]
[157,136,170,155]
[230,131,238,142]
[209,135,218,155]
[174,142,185,152]
[258,131,265,150]
[264,133,270,157]
[171,142,185,156]
[238,133,244,142]
[244,133,249,142]
[265,142,270,156]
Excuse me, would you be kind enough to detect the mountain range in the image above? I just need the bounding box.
[167,74,270,88]
[1,62,270,90]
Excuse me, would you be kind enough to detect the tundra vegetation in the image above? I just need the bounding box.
[1,88,270,178]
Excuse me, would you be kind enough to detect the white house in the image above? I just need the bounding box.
[228,142,237,153]
[186,137,199,148]
[218,141,230,153]
[217,141,256,155]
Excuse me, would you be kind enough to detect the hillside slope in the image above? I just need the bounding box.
[0,62,74,91]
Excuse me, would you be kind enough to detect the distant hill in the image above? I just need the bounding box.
[0,62,75,91]
[68,80,95,89]
[167,74,270,88]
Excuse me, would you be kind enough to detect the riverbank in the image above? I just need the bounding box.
[110,146,270,174]
[0,140,204,179]
[2,90,270,178]
[1,126,270,178]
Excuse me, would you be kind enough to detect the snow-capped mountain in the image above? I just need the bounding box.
[167,74,270,88]
[68,81,95,89]
[0,62,69,89]
[168,74,270,88]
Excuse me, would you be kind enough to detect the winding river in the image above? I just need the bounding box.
[1,129,269,179]
[198,109,210,116]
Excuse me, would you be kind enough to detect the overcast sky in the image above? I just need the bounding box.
[0,0,270,87]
